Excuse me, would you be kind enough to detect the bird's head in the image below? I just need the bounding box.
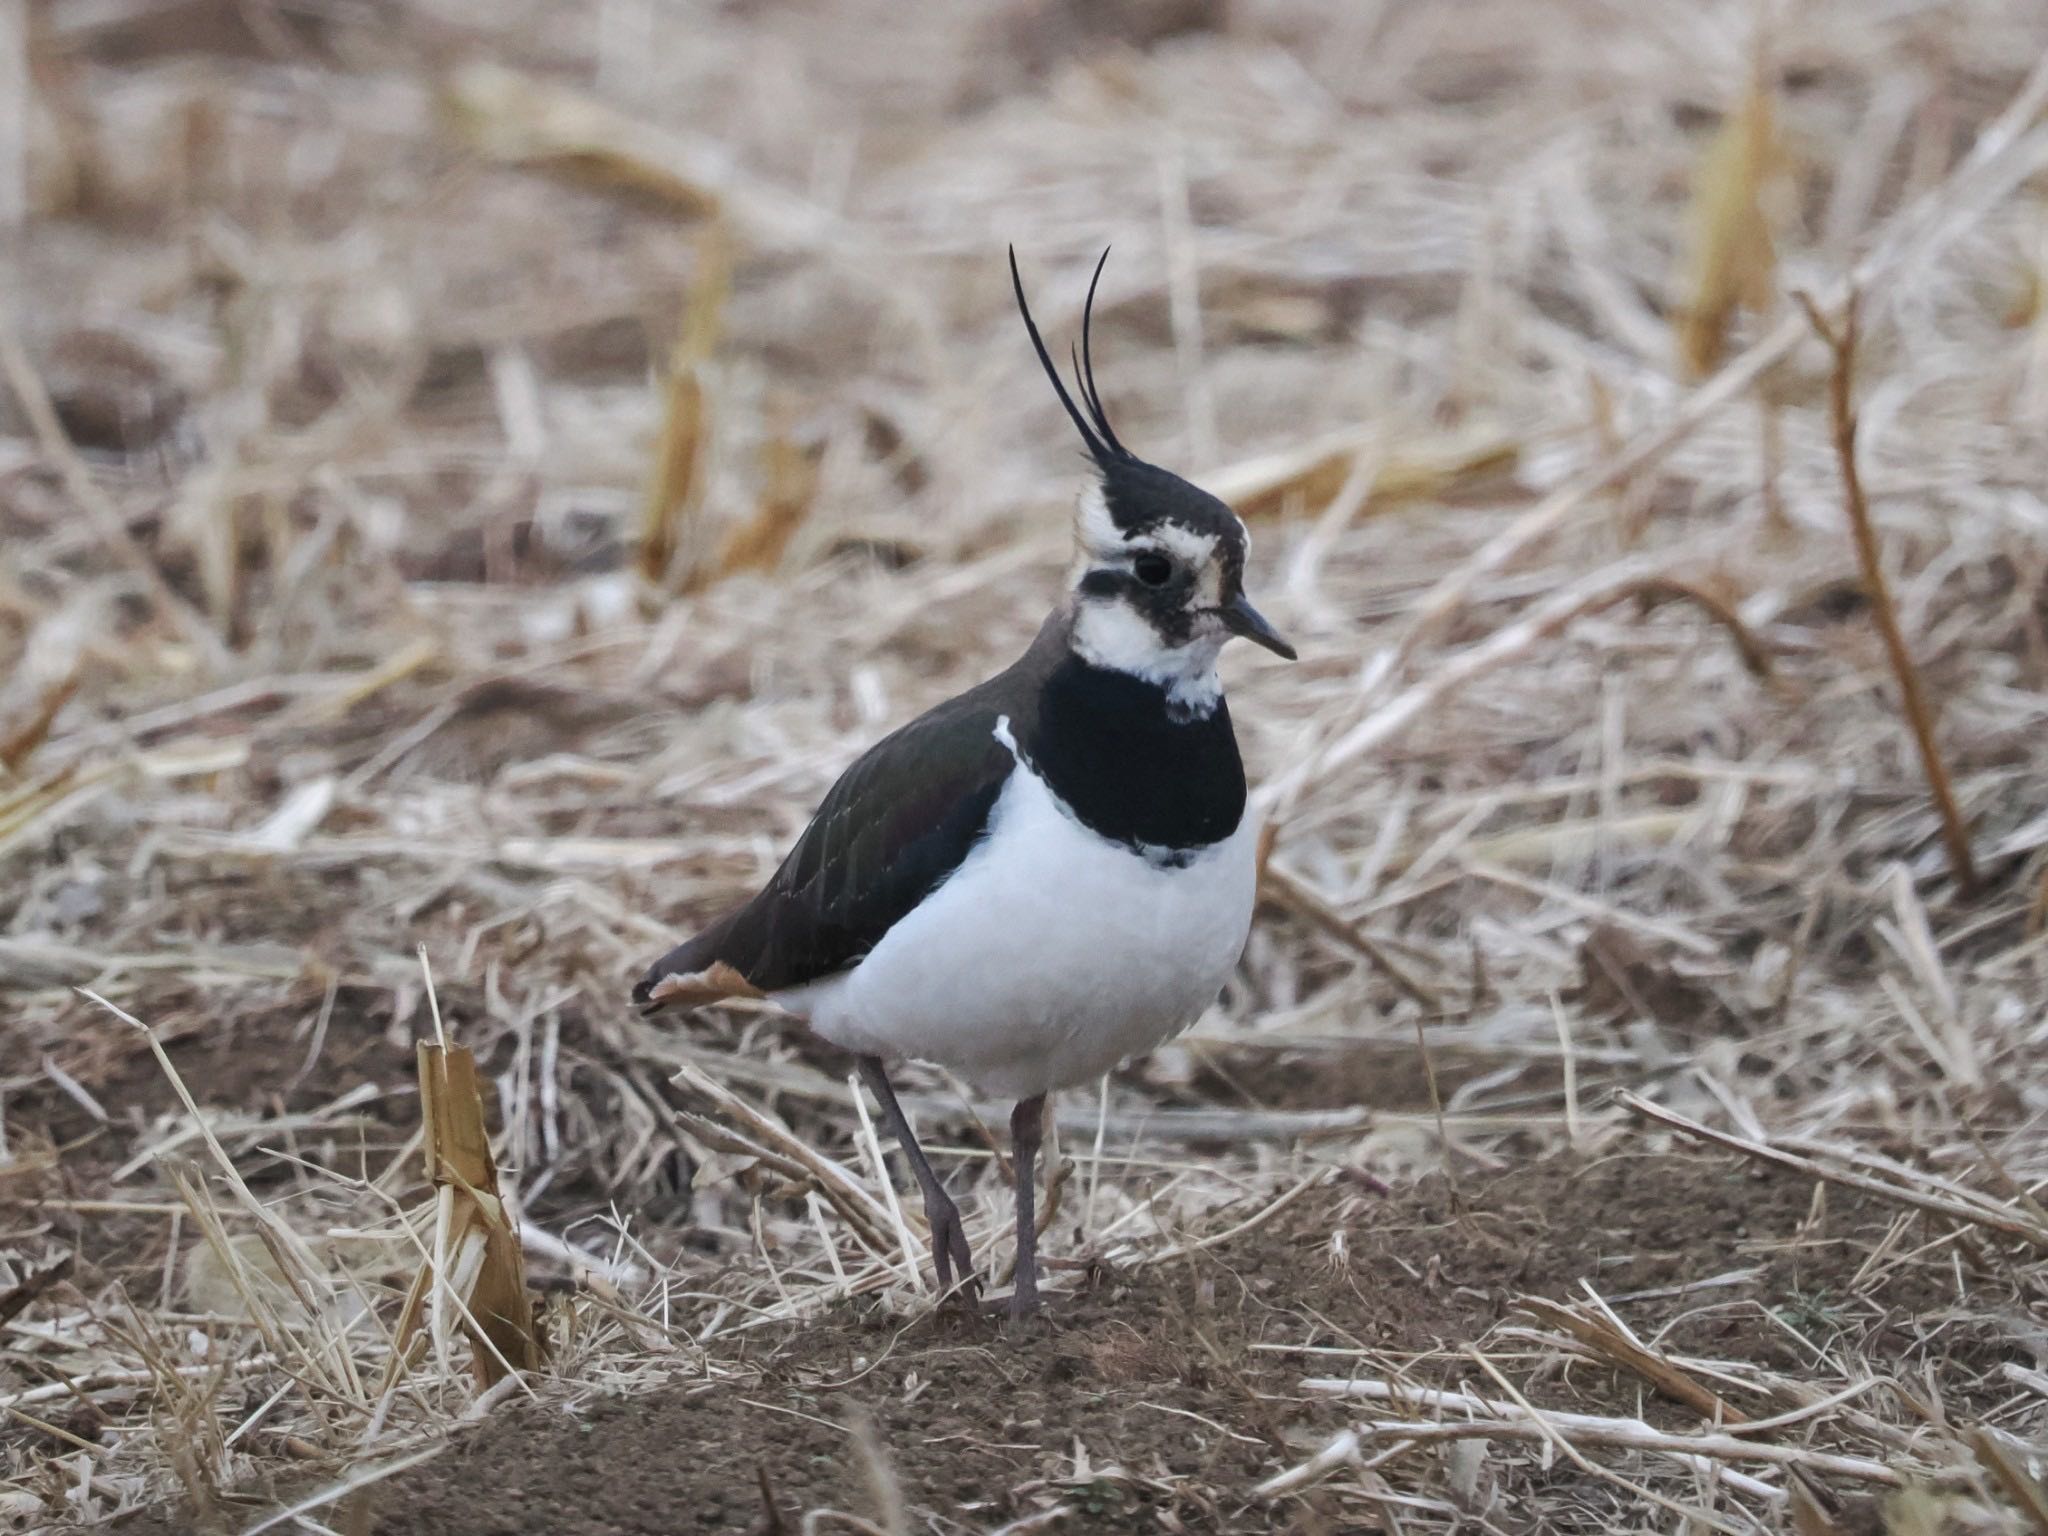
[1009,249,1294,718]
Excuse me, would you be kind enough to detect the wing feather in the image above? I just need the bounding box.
[633,701,1016,1008]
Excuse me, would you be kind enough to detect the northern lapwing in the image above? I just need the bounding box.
[635,249,1295,1318]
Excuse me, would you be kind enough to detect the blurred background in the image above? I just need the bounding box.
[5,1,2048,1531]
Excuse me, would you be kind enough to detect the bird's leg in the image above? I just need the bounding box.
[1007,1094,1047,1320]
[856,1055,977,1301]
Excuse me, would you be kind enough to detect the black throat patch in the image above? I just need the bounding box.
[1021,654,1247,858]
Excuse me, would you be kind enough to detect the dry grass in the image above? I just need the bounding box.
[4,1,2048,1532]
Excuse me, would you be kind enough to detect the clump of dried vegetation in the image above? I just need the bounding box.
[4,1,2048,1532]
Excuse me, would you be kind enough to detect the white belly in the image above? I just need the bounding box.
[774,760,1259,1099]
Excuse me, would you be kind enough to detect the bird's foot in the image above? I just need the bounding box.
[924,1195,981,1308]
[1006,1280,1040,1327]
[982,1257,1041,1326]
[973,1283,1044,1331]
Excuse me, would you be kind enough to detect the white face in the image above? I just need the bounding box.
[1067,483,1245,717]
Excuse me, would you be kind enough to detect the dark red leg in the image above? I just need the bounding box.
[857,1055,977,1301]
[1007,1095,1046,1319]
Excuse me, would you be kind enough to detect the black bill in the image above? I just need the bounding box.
[1219,593,1296,660]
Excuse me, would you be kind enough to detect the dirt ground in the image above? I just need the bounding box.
[7,0,2048,1532]
[112,1154,1985,1535]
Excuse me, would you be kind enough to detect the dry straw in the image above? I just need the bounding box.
[385,954,546,1393]
[5,2,2048,1532]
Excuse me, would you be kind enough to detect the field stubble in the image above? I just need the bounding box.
[3,1,2048,1532]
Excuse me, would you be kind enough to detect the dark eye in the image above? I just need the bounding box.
[1132,552,1174,588]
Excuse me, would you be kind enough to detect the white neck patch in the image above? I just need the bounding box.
[1069,601,1225,719]
[1065,482,1240,720]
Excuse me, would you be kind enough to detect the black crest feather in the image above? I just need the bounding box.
[1009,246,1129,466]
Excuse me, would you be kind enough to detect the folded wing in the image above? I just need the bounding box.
[633,699,1017,1010]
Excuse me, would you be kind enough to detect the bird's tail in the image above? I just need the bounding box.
[631,920,764,1015]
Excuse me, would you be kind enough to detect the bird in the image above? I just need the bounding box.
[633,247,1295,1319]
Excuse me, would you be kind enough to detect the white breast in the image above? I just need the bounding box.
[774,754,1260,1100]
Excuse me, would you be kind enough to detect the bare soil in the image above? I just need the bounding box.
[9,3,2048,1532]
[106,1152,2003,1535]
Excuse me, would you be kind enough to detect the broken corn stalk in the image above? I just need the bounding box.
[1676,55,1781,377]
[388,1041,545,1390]
[637,222,732,587]
[700,429,822,586]
[1206,426,1520,521]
